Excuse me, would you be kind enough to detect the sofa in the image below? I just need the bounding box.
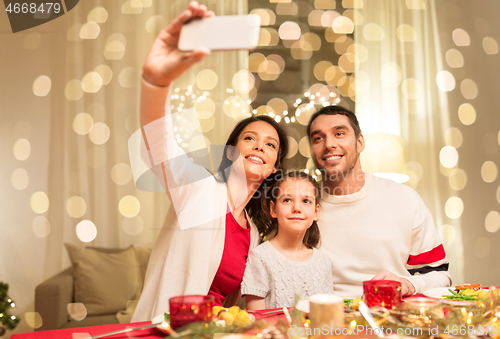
[35,244,151,331]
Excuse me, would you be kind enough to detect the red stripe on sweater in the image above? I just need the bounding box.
[407,244,446,266]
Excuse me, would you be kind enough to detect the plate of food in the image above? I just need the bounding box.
[212,306,255,327]
[423,284,488,305]
[152,306,255,334]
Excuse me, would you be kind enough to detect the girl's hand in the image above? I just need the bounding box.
[142,1,214,87]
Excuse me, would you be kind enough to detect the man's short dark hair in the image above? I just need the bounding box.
[306,105,361,140]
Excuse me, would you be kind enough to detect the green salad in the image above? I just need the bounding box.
[442,288,487,301]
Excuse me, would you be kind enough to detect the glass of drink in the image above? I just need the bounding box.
[490,286,500,316]
[169,295,214,330]
[308,294,344,335]
[402,297,439,326]
[363,280,402,310]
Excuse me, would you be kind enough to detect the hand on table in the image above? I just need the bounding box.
[371,270,416,296]
[143,1,214,87]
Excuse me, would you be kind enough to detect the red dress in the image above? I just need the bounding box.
[208,206,251,306]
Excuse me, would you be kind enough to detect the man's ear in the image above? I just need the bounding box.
[270,201,277,218]
[357,133,365,154]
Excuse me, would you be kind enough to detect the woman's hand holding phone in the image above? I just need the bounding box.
[142,1,214,87]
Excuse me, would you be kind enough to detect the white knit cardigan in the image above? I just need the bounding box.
[131,80,260,322]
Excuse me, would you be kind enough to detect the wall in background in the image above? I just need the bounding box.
[434,0,500,284]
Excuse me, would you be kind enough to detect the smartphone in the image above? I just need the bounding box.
[178,15,261,51]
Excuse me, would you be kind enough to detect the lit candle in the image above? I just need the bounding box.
[283,307,292,325]
[349,320,357,334]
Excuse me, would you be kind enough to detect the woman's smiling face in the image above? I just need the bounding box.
[231,120,280,182]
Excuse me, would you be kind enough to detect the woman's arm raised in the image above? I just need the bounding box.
[138,2,214,196]
[141,1,213,130]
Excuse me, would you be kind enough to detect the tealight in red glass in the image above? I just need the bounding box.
[363,280,402,310]
[169,295,214,330]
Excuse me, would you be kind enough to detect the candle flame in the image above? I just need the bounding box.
[283,307,292,325]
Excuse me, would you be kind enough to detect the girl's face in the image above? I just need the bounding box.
[270,178,320,235]
[230,121,279,182]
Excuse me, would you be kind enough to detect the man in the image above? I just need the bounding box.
[307,105,451,297]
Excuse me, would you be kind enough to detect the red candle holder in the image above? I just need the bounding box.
[169,295,214,330]
[363,280,402,310]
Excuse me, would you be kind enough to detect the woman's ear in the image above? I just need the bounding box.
[226,146,242,162]
[270,201,277,218]
[226,147,234,161]
[313,203,320,221]
[273,160,281,174]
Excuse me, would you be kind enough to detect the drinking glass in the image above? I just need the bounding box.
[490,286,500,316]
[363,280,402,310]
[169,295,214,330]
[402,297,439,326]
[308,294,344,335]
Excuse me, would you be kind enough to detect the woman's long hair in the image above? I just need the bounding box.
[215,115,288,236]
[261,170,321,248]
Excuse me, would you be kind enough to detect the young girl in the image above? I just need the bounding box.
[241,171,334,310]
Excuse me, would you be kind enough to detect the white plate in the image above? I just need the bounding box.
[152,314,171,334]
[422,287,487,305]
[295,299,309,313]
[422,287,456,299]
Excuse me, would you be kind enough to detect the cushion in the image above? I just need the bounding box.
[65,243,143,316]
[69,245,151,282]
[132,246,152,283]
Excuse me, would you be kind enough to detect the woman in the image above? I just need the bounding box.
[132,2,288,321]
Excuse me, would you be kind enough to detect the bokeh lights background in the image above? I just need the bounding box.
[1,0,499,335]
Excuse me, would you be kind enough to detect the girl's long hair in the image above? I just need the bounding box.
[261,170,321,248]
[215,115,288,236]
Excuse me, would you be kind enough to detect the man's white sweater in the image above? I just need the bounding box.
[318,173,451,298]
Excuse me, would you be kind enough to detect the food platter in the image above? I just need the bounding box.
[216,313,255,327]
[423,286,488,306]
[152,310,255,334]
[422,287,456,299]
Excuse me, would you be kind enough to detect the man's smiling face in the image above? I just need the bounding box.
[309,114,364,181]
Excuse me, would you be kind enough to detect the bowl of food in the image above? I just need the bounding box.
[213,306,255,327]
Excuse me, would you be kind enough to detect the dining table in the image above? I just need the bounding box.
[10,307,294,339]
[10,307,379,339]
[11,293,495,339]
[11,320,158,339]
